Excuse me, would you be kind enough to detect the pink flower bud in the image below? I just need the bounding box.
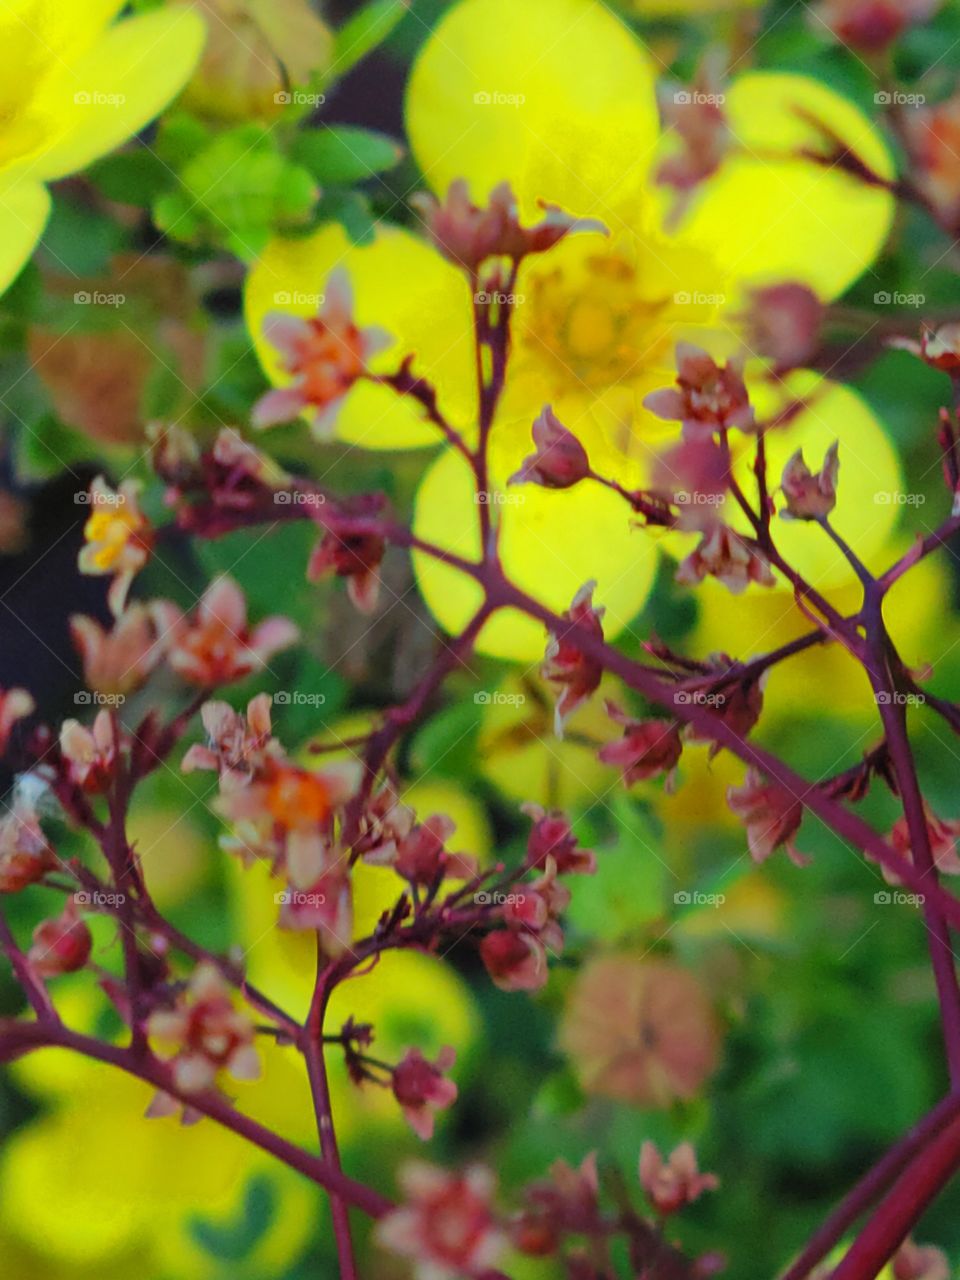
[744,283,824,372]
[28,901,92,977]
[598,703,682,787]
[415,180,606,270]
[727,769,808,867]
[542,581,605,736]
[392,1046,458,1140]
[510,405,590,490]
[814,0,939,53]
[780,441,840,520]
[638,1140,719,1216]
[480,930,548,992]
[522,803,595,875]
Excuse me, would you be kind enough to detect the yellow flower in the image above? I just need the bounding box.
[0,991,316,1280]
[247,0,900,661]
[0,1,205,295]
[78,477,152,615]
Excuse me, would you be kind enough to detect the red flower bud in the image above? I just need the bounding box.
[28,901,92,977]
[510,405,590,490]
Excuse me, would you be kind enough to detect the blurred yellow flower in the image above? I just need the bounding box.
[0,2,205,295]
[0,993,316,1280]
[247,0,899,661]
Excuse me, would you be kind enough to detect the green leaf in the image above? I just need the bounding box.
[86,150,172,207]
[153,126,318,259]
[292,126,402,185]
[313,189,377,245]
[331,0,410,82]
[188,1175,276,1260]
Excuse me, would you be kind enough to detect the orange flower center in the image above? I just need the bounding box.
[264,766,332,828]
[291,317,366,408]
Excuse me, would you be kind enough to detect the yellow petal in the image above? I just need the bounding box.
[676,73,895,300]
[406,0,660,222]
[412,426,659,661]
[23,7,206,182]
[0,181,50,294]
[244,222,475,448]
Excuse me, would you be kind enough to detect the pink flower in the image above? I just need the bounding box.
[727,768,808,867]
[217,757,355,887]
[27,900,92,978]
[414,179,606,269]
[375,1161,505,1280]
[152,576,298,687]
[181,694,278,786]
[815,0,939,53]
[560,957,720,1107]
[892,1238,950,1280]
[0,796,54,893]
[644,344,754,440]
[393,814,477,886]
[676,524,776,594]
[147,962,260,1095]
[886,807,960,884]
[480,929,548,993]
[354,782,416,866]
[277,869,353,954]
[652,437,729,532]
[657,72,729,197]
[308,527,385,615]
[510,405,591,491]
[598,702,682,788]
[522,803,595,876]
[638,1141,719,1216]
[512,1153,600,1255]
[780,442,840,521]
[542,580,605,736]
[892,322,960,373]
[253,270,390,438]
[0,687,34,757]
[70,605,164,696]
[683,672,765,757]
[392,1046,458,1140]
[59,710,118,793]
[744,283,824,373]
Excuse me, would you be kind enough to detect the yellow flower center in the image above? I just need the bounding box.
[519,253,671,393]
[84,508,141,571]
